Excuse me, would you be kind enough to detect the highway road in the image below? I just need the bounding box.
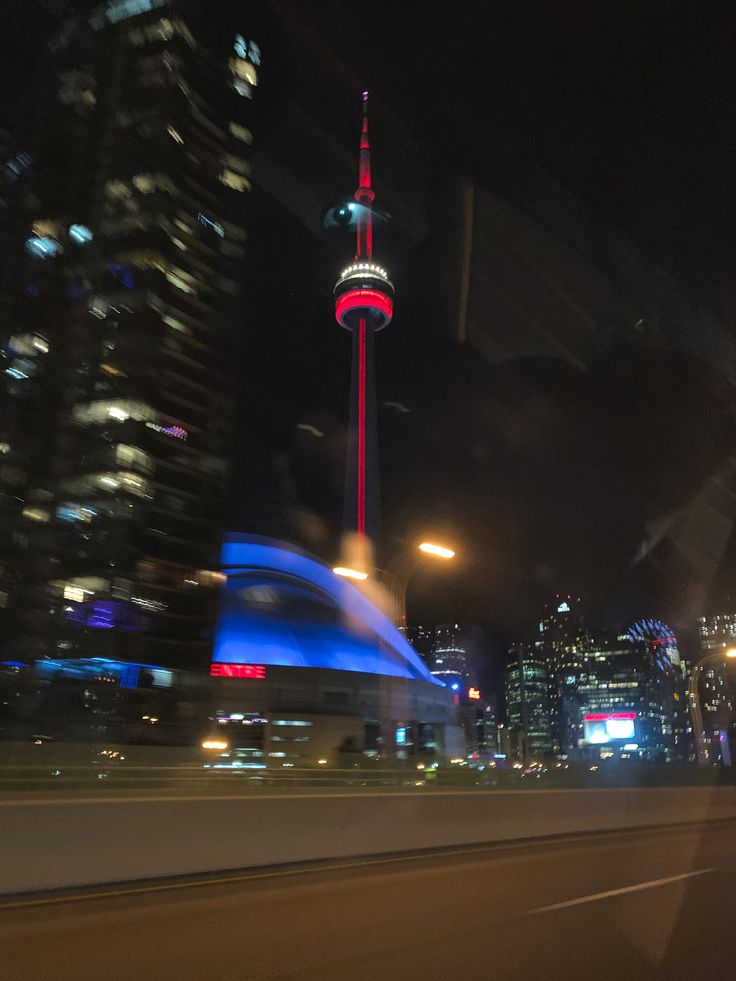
[2,820,735,980]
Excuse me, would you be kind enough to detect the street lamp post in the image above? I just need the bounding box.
[385,541,456,628]
[689,648,736,765]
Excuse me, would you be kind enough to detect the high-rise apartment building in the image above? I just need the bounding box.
[0,2,267,668]
[505,645,553,761]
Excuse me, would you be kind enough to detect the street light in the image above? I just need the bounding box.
[386,541,456,628]
[333,566,369,581]
[418,542,455,560]
[689,647,736,765]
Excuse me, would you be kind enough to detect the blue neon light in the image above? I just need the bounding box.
[213,536,443,684]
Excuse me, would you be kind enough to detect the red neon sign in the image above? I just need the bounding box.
[584,712,636,722]
[468,687,481,700]
[210,663,266,679]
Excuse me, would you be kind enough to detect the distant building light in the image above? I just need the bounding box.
[468,687,481,700]
[557,601,571,613]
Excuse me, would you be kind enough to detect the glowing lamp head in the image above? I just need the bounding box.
[726,648,736,658]
[418,542,455,560]
[333,566,369,581]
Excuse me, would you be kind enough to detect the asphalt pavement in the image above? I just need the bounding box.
[2,820,735,980]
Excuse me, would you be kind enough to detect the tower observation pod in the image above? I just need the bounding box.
[334,92,394,564]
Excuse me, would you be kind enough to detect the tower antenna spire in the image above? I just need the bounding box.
[355,89,375,260]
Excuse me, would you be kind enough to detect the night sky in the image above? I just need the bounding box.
[244,1,736,667]
[6,1,736,680]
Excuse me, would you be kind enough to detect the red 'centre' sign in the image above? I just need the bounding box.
[210,663,266,679]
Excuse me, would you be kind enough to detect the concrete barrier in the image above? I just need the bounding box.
[2,786,736,895]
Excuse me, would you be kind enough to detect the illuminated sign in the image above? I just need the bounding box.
[468,687,481,700]
[584,712,636,744]
[557,601,571,613]
[210,663,266,680]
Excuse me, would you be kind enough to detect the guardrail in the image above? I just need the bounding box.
[0,758,735,796]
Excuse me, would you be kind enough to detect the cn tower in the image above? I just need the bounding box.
[334,92,395,570]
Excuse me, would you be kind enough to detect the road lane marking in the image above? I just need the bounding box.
[528,867,716,914]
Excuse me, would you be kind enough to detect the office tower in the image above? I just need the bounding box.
[430,623,472,682]
[576,622,683,762]
[535,594,588,753]
[505,645,553,761]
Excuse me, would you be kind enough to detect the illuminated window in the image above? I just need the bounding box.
[25,236,62,259]
[219,170,250,193]
[58,71,97,108]
[161,313,190,334]
[116,444,153,471]
[69,224,93,244]
[197,213,225,237]
[272,720,313,727]
[165,271,197,294]
[22,507,50,523]
[229,122,253,144]
[8,334,49,356]
[232,79,253,99]
[105,180,130,199]
[5,358,36,381]
[92,0,169,29]
[223,153,250,176]
[57,504,96,524]
[230,58,258,85]
[73,399,156,426]
[132,174,155,193]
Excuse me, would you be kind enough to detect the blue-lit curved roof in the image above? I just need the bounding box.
[213,536,443,685]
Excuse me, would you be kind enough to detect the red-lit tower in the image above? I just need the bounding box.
[334,92,394,567]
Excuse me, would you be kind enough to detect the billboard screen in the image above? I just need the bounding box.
[583,712,636,744]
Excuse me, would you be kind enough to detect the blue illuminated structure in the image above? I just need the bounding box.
[213,536,443,684]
